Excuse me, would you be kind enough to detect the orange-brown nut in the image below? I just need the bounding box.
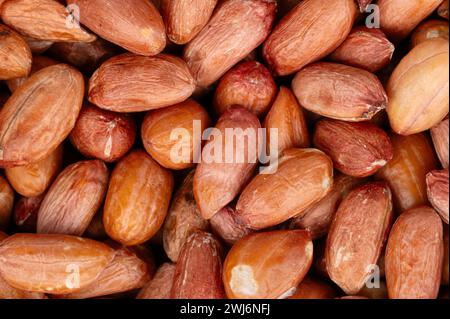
[288,277,337,299]
[263,0,356,76]
[89,53,196,113]
[60,245,154,299]
[0,64,84,167]
[426,169,449,224]
[292,62,388,122]
[162,170,209,262]
[313,119,393,177]
[171,231,225,299]
[411,20,449,48]
[0,275,47,299]
[70,104,136,163]
[0,0,96,42]
[137,263,176,299]
[161,0,217,45]
[0,233,115,294]
[142,99,211,170]
[329,26,395,73]
[6,55,57,92]
[5,145,63,197]
[37,160,109,236]
[385,206,443,299]
[443,227,449,285]
[223,230,313,299]
[13,195,43,233]
[67,0,165,56]
[378,0,444,42]
[103,150,174,246]
[184,0,276,88]
[210,206,252,245]
[236,148,333,230]
[194,106,261,220]
[213,61,277,117]
[386,39,449,135]
[376,133,438,212]
[0,24,32,80]
[263,86,310,158]
[290,174,363,239]
[0,175,14,230]
[326,182,393,295]
[431,117,449,169]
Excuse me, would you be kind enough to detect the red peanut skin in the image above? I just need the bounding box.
[426,169,449,224]
[37,160,109,236]
[194,106,261,220]
[329,26,395,73]
[70,104,136,163]
[210,206,252,245]
[184,0,276,88]
[213,61,277,117]
[385,206,444,299]
[137,263,176,299]
[171,231,225,299]
[313,119,393,177]
[67,0,166,56]
[263,0,356,76]
[14,195,43,232]
[326,182,393,295]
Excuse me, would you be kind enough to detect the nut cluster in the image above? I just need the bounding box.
[0,0,449,300]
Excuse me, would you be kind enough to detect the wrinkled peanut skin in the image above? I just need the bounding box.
[210,206,252,245]
[223,230,313,299]
[171,231,225,299]
[1,0,96,42]
[67,0,165,56]
[236,148,333,230]
[0,233,115,294]
[290,174,362,240]
[5,145,63,197]
[376,133,438,213]
[138,263,176,299]
[0,24,32,80]
[13,195,43,233]
[313,119,393,177]
[263,0,356,76]
[213,61,277,117]
[426,169,449,224]
[37,160,109,236]
[431,117,449,169]
[292,62,388,122]
[162,170,209,262]
[0,64,84,167]
[385,206,443,299]
[0,175,14,230]
[161,0,217,45]
[70,104,136,163]
[329,26,395,73]
[89,54,196,112]
[184,0,276,87]
[60,244,154,299]
[103,150,174,246]
[326,182,393,295]
[194,106,261,220]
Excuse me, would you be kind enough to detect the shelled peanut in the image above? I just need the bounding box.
[0,0,448,300]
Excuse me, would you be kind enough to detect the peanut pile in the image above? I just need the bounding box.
[0,0,449,300]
